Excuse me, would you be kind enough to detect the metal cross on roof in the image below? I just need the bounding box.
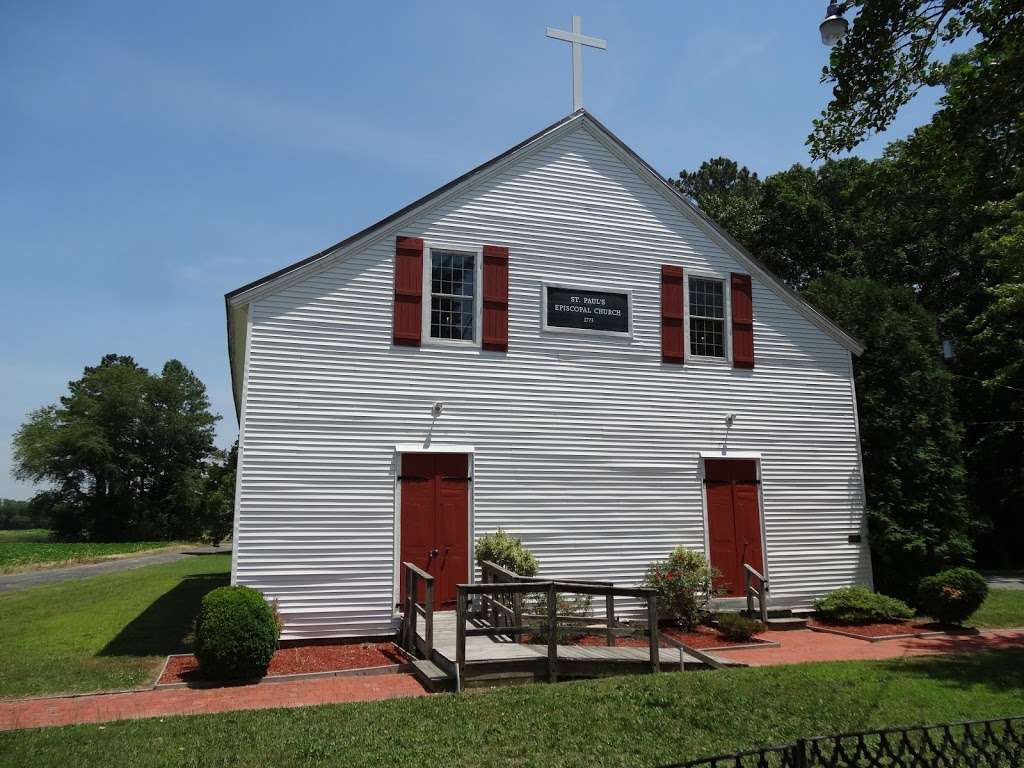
[545,15,607,112]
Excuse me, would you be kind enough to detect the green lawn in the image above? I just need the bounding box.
[0,553,229,697]
[1,650,1022,768]
[969,588,1024,629]
[0,530,180,572]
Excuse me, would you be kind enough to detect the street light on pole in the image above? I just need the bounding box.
[820,2,849,46]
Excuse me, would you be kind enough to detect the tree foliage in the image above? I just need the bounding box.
[0,498,44,530]
[672,158,764,247]
[12,354,221,541]
[201,442,237,547]
[805,276,973,598]
[809,0,1024,158]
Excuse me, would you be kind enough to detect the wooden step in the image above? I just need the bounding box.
[411,658,455,692]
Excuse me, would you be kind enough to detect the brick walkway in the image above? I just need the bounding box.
[4,629,1023,732]
[0,672,427,732]
[715,627,1024,667]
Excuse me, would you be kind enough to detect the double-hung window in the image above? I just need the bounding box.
[427,248,478,343]
[688,276,726,358]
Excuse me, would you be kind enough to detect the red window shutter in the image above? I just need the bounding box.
[482,245,509,351]
[661,264,685,363]
[393,236,423,346]
[731,273,755,368]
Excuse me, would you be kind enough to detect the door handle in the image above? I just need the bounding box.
[429,548,439,559]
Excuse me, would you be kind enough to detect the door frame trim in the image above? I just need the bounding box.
[698,455,770,596]
[391,447,475,617]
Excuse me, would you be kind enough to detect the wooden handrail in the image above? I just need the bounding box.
[743,563,767,583]
[401,561,434,658]
[458,580,656,599]
[743,563,769,625]
[454,570,661,688]
[404,561,434,581]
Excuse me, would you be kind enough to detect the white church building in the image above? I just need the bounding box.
[225,109,872,641]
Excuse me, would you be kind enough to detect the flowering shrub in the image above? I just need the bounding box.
[642,546,722,631]
[918,567,988,625]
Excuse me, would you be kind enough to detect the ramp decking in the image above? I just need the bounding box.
[413,611,735,689]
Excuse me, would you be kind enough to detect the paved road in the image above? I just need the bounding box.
[987,573,1024,590]
[0,546,231,594]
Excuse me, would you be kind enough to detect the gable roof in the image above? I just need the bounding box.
[226,109,863,414]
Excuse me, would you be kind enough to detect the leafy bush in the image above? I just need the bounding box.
[813,586,914,625]
[475,528,539,577]
[526,592,593,644]
[918,567,989,625]
[194,586,280,680]
[716,613,763,642]
[642,546,721,631]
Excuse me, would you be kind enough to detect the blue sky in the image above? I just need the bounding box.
[1,2,951,499]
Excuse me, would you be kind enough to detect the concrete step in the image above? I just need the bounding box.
[721,609,808,630]
[738,607,798,620]
[763,616,808,631]
[411,658,455,692]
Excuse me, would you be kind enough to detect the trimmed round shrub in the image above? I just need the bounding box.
[918,567,988,625]
[716,613,763,642]
[194,586,280,680]
[642,546,721,631]
[475,528,539,577]
[813,586,914,625]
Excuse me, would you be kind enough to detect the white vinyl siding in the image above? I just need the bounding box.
[232,123,870,640]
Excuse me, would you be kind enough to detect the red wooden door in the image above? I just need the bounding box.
[704,459,764,598]
[399,453,470,610]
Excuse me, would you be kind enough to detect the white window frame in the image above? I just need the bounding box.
[685,271,731,364]
[540,281,634,339]
[421,243,484,348]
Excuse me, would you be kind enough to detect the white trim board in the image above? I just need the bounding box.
[699,450,763,459]
[395,443,476,454]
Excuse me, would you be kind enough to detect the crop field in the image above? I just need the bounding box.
[0,530,174,572]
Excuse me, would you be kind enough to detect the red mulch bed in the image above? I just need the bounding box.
[808,619,972,639]
[573,624,770,650]
[159,642,406,686]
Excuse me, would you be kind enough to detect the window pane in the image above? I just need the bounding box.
[690,317,725,358]
[689,277,724,320]
[431,296,474,340]
[429,250,476,340]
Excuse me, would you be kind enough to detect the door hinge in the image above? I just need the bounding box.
[443,476,473,482]
[397,475,428,481]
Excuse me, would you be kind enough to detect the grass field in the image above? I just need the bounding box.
[0,650,1022,768]
[0,529,178,572]
[970,588,1024,629]
[0,530,51,543]
[0,553,230,698]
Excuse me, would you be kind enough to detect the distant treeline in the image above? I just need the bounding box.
[0,498,45,529]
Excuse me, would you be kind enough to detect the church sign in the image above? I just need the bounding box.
[542,283,631,336]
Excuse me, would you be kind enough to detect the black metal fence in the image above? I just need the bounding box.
[663,715,1024,767]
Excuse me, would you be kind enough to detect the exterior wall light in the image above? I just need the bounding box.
[820,2,849,46]
[431,401,444,418]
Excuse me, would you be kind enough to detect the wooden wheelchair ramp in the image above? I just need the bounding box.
[399,561,740,691]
